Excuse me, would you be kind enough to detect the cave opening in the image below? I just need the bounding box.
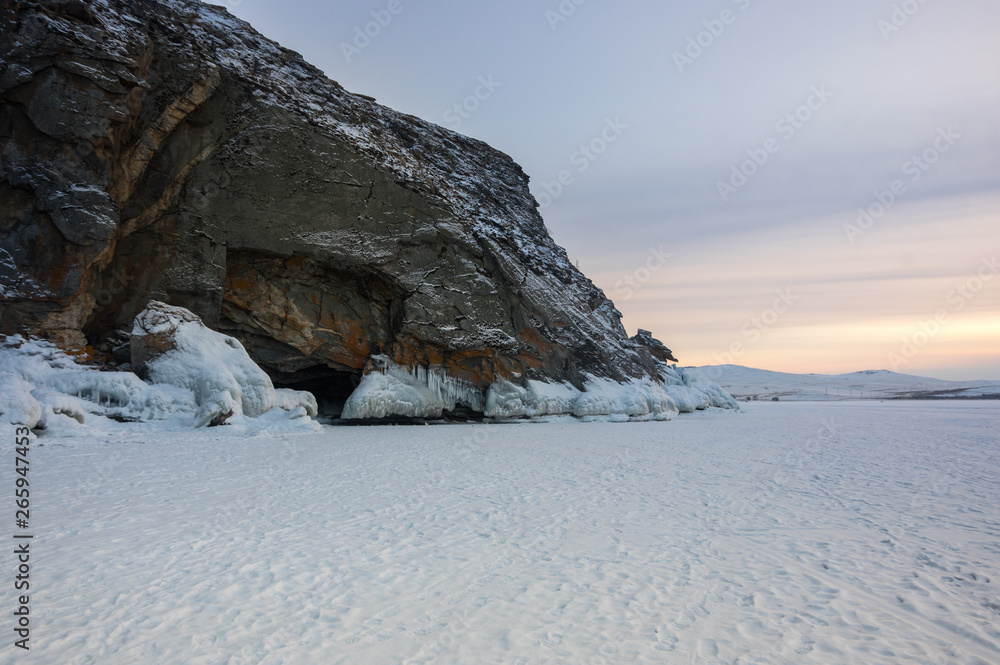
[441,406,486,423]
[268,366,362,422]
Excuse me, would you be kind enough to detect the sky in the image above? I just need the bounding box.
[217,0,1000,380]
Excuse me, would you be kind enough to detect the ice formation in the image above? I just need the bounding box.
[132,301,279,419]
[342,356,737,421]
[0,304,321,433]
[341,356,487,420]
[2,303,735,432]
[0,373,41,428]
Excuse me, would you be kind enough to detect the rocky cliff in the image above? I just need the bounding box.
[1,0,686,417]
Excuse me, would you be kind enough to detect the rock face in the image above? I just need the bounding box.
[1,0,674,414]
[631,329,679,364]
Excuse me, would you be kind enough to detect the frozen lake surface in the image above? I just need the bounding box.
[4,401,999,664]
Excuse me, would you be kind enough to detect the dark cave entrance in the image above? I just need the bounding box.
[441,406,486,423]
[268,366,491,425]
[268,366,363,422]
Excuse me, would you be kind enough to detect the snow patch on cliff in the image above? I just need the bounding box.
[0,248,53,299]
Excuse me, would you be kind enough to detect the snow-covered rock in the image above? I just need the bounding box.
[0,304,322,433]
[274,389,319,418]
[131,301,277,418]
[33,389,88,426]
[659,365,740,412]
[193,391,239,429]
[1,327,734,432]
[342,355,486,420]
[342,356,736,421]
[523,380,585,417]
[0,373,42,428]
[571,376,678,421]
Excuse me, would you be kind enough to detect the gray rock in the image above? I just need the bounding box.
[0,0,675,409]
[632,329,679,363]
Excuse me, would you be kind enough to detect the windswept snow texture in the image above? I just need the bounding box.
[4,401,999,664]
[690,365,1000,401]
[341,356,736,421]
[0,335,320,433]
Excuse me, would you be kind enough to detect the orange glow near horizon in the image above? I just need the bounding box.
[584,193,1000,381]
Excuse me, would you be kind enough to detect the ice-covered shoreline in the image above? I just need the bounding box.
[0,339,322,437]
[342,355,737,422]
[1,304,737,435]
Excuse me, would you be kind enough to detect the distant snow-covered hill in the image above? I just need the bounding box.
[686,365,1000,401]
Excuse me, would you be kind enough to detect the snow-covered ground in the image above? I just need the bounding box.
[3,401,999,664]
[689,365,1000,402]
